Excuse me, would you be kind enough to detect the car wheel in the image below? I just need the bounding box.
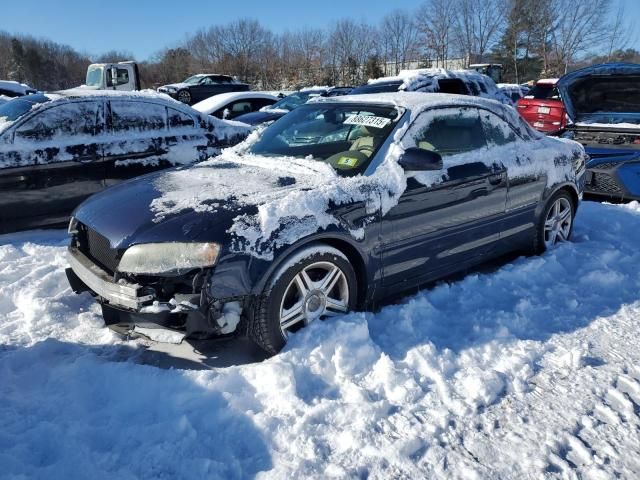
[533,190,575,253]
[177,90,191,104]
[249,245,357,355]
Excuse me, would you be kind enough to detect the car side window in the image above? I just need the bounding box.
[15,102,101,141]
[479,110,518,146]
[167,108,195,129]
[406,107,487,160]
[110,101,166,133]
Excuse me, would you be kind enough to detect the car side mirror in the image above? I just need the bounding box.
[398,147,443,171]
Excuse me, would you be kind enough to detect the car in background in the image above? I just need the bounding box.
[65,92,586,355]
[233,86,353,126]
[0,80,37,105]
[498,83,528,104]
[0,90,250,233]
[559,63,640,202]
[192,91,278,120]
[350,69,512,104]
[157,74,249,105]
[516,78,566,134]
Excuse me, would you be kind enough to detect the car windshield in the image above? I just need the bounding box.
[267,91,324,112]
[183,75,205,85]
[0,94,50,122]
[250,103,401,176]
[527,84,558,100]
[85,66,103,87]
[350,81,403,95]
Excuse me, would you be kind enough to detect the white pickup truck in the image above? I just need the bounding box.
[83,62,141,91]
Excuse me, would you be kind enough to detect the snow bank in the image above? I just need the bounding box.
[2,201,640,478]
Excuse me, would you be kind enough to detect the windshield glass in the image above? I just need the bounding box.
[85,66,104,87]
[268,91,323,112]
[0,94,50,122]
[527,84,558,100]
[250,103,401,176]
[350,81,403,95]
[183,75,204,85]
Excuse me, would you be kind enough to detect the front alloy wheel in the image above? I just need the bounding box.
[249,245,357,355]
[177,90,192,104]
[544,196,573,248]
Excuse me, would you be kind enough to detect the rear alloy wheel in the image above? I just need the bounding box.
[249,245,357,355]
[177,90,192,104]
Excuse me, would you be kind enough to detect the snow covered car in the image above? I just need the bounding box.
[233,87,353,126]
[558,63,640,201]
[157,74,249,105]
[0,80,37,98]
[350,69,513,105]
[0,90,250,233]
[498,83,528,104]
[65,92,587,354]
[192,91,278,120]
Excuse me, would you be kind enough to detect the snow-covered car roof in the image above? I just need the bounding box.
[0,80,37,96]
[536,78,559,85]
[192,92,278,115]
[364,68,512,104]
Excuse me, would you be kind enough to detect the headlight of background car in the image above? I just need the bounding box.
[166,87,177,93]
[118,242,220,275]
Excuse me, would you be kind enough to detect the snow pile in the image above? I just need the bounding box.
[2,201,640,478]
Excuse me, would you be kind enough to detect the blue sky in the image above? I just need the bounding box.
[3,0,640,60]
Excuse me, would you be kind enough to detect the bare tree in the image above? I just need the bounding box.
[416,0,457,67]
[455,0,507,64]
[380,10,420,75]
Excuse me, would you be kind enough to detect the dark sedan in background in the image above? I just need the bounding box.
[66,93,586,355]
[157,74,250,105]
[0,90,249,233]
[234,86,353,125]
[559,63,640,201]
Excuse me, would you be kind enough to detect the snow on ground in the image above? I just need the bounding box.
[1,201,640,479]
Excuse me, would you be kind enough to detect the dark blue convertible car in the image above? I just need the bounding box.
[66,92,586,355]
[559,63,640,201]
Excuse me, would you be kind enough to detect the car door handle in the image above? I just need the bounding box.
[488,173,504,185]
[470,187,489,198]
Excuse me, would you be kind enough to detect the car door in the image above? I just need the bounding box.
[104,100,169,187]
[379,107,508,292]
[0,101,104,232]
[478,109,547,247]
[163,106,212,164]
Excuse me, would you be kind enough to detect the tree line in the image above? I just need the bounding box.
[1,0,637,92]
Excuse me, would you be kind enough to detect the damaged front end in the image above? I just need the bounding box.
[65,220,248,341]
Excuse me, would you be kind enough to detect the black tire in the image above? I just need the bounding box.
[531,189,576,254]
[177,89,192,104]
[248,245,357,355]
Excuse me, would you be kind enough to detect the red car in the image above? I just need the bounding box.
[516,79,567,134]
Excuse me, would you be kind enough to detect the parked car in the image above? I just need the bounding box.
[157,74,249,105]
[498,83,528,103]
[558,63,640,201]
[516,78,567,134]
[350,69,513,104]
[66,92,586,355]
[233,86,353,125]
[0,89,250,233]
[192,91,278,120]
[0,80,37,98]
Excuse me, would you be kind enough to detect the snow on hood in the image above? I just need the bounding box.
[558,63,640,126]
[150,128,407,259]
[158,83,191,91]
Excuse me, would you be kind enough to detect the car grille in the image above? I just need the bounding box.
[589,172,623,195]
[78,225,120,274]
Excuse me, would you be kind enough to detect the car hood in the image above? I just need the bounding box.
[158,82,190,91]
[72,155,334,250]
[557,63,640,127]
[233,110,286,125]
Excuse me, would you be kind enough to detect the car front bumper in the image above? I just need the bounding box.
[584,159,640,201]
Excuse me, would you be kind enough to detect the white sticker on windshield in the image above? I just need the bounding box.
[344,114,391,129]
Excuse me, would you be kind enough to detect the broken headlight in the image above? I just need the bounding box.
[118,242,221,275]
